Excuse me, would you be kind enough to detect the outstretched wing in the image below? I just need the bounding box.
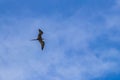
[39,40,45,50]
[37,29,43,39]
[39,29,43,35]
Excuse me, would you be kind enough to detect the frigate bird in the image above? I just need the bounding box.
[32,29,45,50]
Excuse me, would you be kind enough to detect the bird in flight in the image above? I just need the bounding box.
[32,29,45,50]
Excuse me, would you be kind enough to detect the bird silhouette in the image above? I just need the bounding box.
[32,29,45,50]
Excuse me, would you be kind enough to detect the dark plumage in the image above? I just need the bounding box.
[32,29,45,50]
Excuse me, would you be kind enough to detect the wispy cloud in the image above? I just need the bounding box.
[0,0,120,80]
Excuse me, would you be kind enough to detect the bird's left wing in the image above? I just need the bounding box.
[39,29,43,34]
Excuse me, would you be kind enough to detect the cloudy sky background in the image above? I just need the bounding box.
[0,0,120,80]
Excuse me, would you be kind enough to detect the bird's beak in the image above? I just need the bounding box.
[31,39,37,41]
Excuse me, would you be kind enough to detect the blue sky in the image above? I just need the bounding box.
[0,0,120,80]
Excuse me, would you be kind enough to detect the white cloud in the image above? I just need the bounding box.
[0,4,120,80]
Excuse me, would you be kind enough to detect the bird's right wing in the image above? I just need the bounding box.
[39,40,45,50]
